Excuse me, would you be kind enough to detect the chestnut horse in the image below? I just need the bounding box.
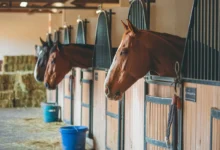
[44,43,94,89]
[104,20,185,100]
[34,37,53,82]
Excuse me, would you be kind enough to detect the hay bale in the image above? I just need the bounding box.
[0,71,46,108]
[0,100,12,108]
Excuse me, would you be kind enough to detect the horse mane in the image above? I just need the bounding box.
[147,31,186,52]
[50,43,95,54]
[68,44,95,51]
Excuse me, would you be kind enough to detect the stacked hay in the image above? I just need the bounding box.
[0,55,46,108]
[14,73,46,107]
[0,74,16,108]
[2,56,36,72]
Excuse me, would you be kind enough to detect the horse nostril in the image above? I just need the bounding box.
[105,86,110,96]
[115,91,121,96]
[45,82,49,88]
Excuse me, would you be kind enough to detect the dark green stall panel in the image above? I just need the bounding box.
[76,20,86,44]
[93,11,112,69]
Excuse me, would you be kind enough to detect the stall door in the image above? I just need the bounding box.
[81,69,93,137]
[63,71,74,124]
[145,76,181,150]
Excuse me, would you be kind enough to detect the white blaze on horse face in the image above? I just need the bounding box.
[104,41,123,89]
[34,63,39,82]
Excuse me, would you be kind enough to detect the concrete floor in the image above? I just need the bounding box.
[0,108,63,150]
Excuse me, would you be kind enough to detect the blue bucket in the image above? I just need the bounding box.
[41,102,60,123]
[60,126,88,150]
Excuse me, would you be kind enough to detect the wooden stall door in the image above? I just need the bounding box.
[63,71,73,124]
[93,70,123,150]
[145,82,177,150]
[81,69,93,137]
[210,108,220,150]
[183,83,220,150]
[106,96,123,150]
[93,70,106,150]
[124,78,145,150]
[73,68,82,125]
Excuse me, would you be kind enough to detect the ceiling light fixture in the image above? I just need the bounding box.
[20,2,28,7]
[52,2,64,7]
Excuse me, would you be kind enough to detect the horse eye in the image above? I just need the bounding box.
[120,49,129,56]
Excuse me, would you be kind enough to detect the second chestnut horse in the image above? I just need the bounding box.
[44,43,94,89]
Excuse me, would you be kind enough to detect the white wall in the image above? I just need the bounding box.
[0,13,49,59]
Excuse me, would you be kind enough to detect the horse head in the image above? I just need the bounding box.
[44,43,72,89]
[34,36,53,82]
[104,20,152,100]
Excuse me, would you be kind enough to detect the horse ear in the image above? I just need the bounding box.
[121,20,128,30]
[40,37,46,45]
[126,19,138,34]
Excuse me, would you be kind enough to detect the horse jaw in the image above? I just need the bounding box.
[104,69,137,101]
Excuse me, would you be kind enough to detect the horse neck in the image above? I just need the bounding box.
[142,31,185,77]
[62,44,94,68]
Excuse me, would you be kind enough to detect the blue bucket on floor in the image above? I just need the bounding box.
[60,126,88,150]
[41,102,60,123]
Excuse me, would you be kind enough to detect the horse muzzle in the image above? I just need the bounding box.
[105,85,123,101]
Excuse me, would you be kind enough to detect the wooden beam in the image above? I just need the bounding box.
[0,9,61,13]
[0,5,97,9]
[71,0,119,4]
[0,0,67,2]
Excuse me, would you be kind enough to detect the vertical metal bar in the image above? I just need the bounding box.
[136,1,138,27]
[218,0,220,81]
[56,87,58,105]
[122,94,125,150]
[214,0,218,80]
[70,69,74,125]
[178,84,184,150]
[190,18,194,79]
[208,0,211,79]
[198,0,201,80]
[89,79,94,138]
[187,38,190,78]
[144,82,147,150]
[118,100,122,150]
[80,71,83,126]
[210,115,213,150]
[205,0,208,79]
[194,2,197,79]
[212,0,215,80]
[202,0,205,80]
[147,0,150,30]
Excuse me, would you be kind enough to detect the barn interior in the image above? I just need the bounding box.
[0,0,220,150]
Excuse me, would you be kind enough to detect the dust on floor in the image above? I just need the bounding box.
[0,108,64,150]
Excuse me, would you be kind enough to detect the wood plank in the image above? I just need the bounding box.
[93,70,106,150]
[82,107,89,127]
[107,116,118,150]
[82,82,90,104]
[83,70,93,80]
[124,78,145,150]
[107,100,119,114]
[63,98,71,122]
[73,68,82,125]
